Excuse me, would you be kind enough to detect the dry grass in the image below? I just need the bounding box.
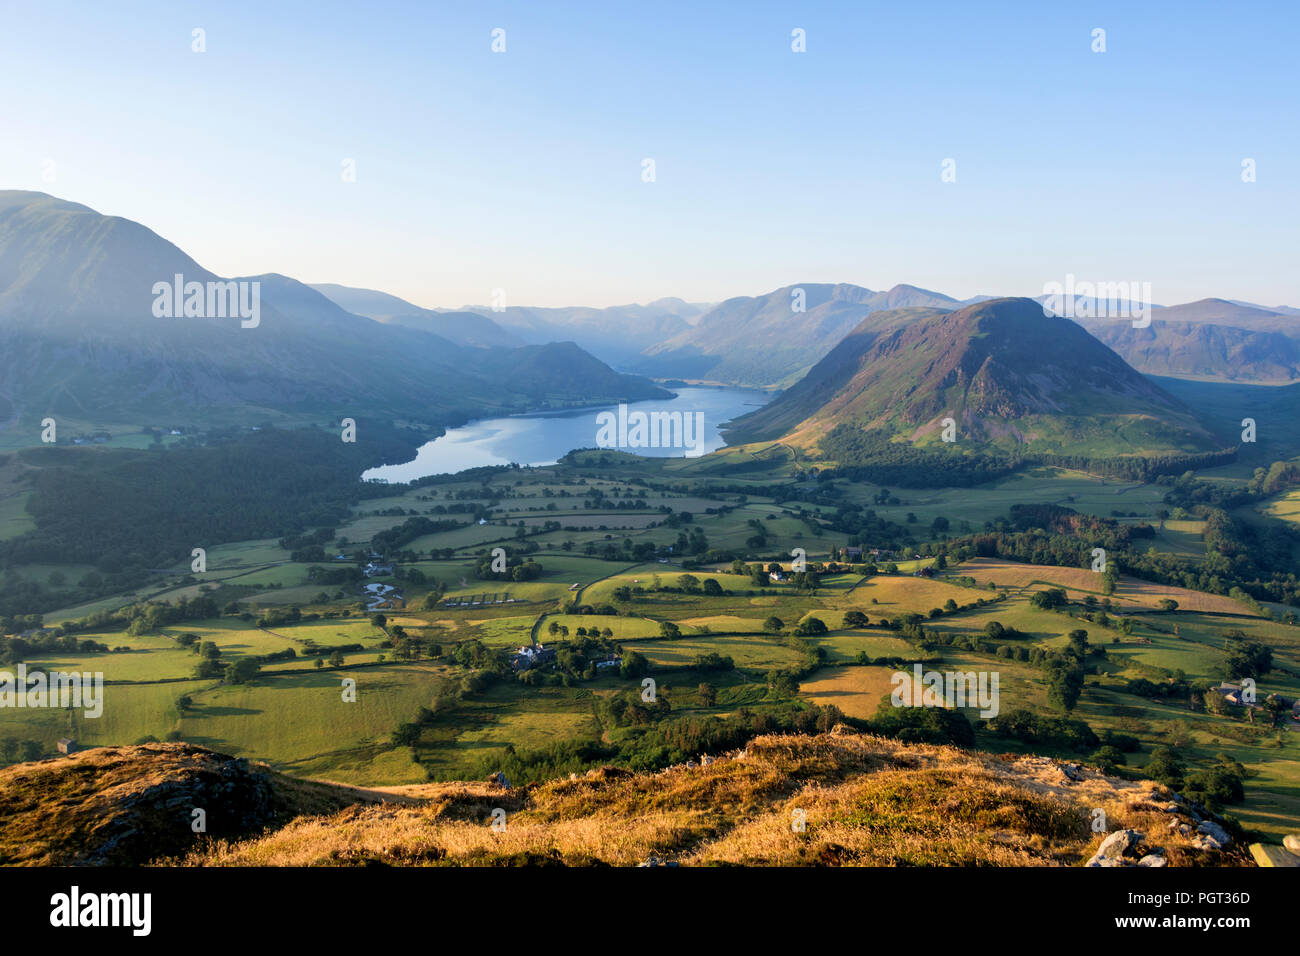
[960,559,1248,614]
[180,731,1251,867]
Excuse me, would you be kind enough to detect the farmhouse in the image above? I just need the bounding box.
[364,562,394,578]
[844,546,863,561]
[511,644,557,671]
[57,738,76,755]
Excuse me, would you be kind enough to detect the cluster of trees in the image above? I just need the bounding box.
[0,423,424,617]
[984,708,1101,752]
[1033,449,1238,481]
[1144,748,1247,812]
[467,702,851,785]
[0,630,114,665]
[371,516,464,555]
[820,426,1020,488]
[473,551,543,582]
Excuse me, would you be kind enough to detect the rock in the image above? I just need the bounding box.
[1197,821,1231,847]
[1284,834,1300,854]
[1194,834,1224,851]
[1162,803,1181,813]
[486,771,510,789]
[1095,828,1144,861]
[1138,854,1168,867]
[636,854,679,868]
[1061,763,1083,782]
[1085,855,1128,867]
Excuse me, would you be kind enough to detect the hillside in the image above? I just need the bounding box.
[0,736,1251,867]
[726,297,1222,458]
[637,283,960,387]
[311,283,527,349]
[1087,321,1300,384]
[0,191,664,428]
[1151,298,1300,334]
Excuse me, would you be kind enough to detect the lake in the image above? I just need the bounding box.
[362,386,772,482]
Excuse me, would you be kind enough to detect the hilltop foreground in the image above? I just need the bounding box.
[0,736,1255,867]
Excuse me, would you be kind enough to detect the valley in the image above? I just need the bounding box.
[3,446,1298,846]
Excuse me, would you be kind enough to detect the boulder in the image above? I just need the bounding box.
[1284,834,1300,854]
[1194,833,1225,851]
[1085,828,1145,866]
[1138,854,1168,867]
[1096,828,1144,859]
[1197,820,1231,847]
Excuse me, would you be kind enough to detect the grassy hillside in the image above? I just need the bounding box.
[728,297,1222,460]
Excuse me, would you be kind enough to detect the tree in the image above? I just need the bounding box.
[1091,745,1126,773]
[1157,598,1179,612]
[224,658,261,684]
[328,650,345,667]
[1031,588,1068,610]
[1145,746,1185,789]
[794,616,828,637]
[842,610,869,628]
[676,574,700,593]
[620,649,650,679]
[702,578,723,596]
[1047,658,1085,712]
[697,682,717,707]
[1224,633,1272,679]
[763,616,785,634]
[659,621,682,640]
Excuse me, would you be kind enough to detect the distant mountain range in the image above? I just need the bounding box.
[0,192,667,429]
[2,189,1295,465]
[636,282,969,387]
[726,298,1222,459]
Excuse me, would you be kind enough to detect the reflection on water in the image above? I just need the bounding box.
[362,386,771,482]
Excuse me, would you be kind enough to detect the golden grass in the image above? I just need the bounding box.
[180,731,1252,867]
[960,559,1250,614]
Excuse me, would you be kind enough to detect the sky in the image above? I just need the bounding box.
[2,0,1297,309]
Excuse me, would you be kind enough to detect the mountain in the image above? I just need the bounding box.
[1227,299,1300,317]
[459,298,706,367]
[637,283,961,387]
[1150,298,1299,334]
[1070,299,1300,383]
[726,297,1221,458]
[310,283,526,349]
[0,192,666,427]
[1086,321,1300,384]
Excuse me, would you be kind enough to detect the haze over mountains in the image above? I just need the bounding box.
[0,192,666,427]
[1,189,1295,464]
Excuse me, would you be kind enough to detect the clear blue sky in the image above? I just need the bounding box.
[2,0,1296,308]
